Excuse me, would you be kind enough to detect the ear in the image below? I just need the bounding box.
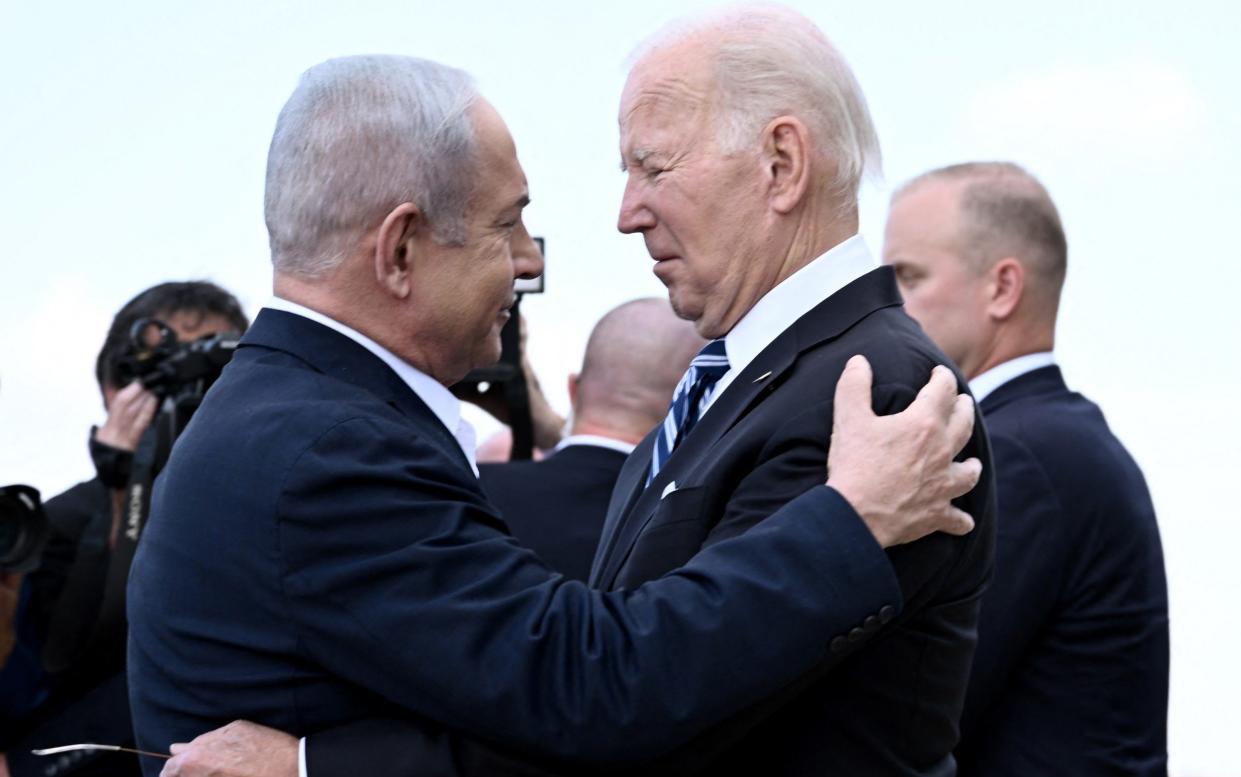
[567,372,580,409]
[761,115,812,214]
[374,202,424,299]
[987,258,1025,320]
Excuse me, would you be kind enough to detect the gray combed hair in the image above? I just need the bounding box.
[264,55,479,277]
[634,4,882,203]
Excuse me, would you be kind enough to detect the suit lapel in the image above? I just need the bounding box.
[589,432,657,585]
[240,309,474,475]
[593,267,904,589]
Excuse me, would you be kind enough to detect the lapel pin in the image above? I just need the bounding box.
[752,370,772,383]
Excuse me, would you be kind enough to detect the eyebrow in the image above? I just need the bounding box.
[619,147,656,173]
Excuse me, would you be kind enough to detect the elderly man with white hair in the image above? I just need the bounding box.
[140,8,992,777]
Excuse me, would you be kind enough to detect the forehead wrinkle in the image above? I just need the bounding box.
[623,73,710,123]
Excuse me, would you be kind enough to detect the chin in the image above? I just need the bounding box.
[666,292,703,325]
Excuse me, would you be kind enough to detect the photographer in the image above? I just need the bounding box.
[2,282,247,777]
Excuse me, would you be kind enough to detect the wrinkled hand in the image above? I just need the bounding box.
[95,382,159,452]
[162,721,298,777]
[826,356,982,548]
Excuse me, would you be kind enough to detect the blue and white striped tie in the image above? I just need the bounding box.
[648,339,730,484]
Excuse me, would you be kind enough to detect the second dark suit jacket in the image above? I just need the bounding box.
[479,444,626,582]
[126,309,906,775]
[955,366,1169,776]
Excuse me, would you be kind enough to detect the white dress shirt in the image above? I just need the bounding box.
[263,297,478,475]
[703,234,878,416]
[968,351,1057,403]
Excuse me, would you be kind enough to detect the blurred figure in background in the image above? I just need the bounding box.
[884,161,1169,776]
[480,297,703,580]
[1,281,247,777]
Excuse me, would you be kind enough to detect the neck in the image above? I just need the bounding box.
[771,200,859,288]
[274,271,456,384]
[570,416,648,446]
[966,324,1055,380]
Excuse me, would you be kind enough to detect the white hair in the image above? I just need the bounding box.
[634,4,881,203]
[264,55,479,277]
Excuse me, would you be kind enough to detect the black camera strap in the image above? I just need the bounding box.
[81,405,169,664]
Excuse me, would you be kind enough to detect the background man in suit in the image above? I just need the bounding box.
[130,53,982,777]
[481,297,703,581]
[158,9,994,777]
[883,161,1169,775]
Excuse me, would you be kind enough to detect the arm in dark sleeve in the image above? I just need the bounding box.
[280,417,901,767]
[306,717,574,777]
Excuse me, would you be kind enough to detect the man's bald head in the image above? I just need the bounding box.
[572,298,705,443]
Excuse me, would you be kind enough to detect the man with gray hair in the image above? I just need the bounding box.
[883,161,1169,776]
[128,48,982,777]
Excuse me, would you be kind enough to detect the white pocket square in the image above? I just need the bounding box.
[661,480,678,499]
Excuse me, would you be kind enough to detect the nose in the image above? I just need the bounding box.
[511,220,544,281]
[617,176,655,235]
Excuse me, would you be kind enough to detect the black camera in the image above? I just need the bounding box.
[0,484,47,573]
[115,318,240,403]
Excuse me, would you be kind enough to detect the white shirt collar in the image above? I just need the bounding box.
[552,434,637,456]
[704,235,877,413]
[969,351,1057,403]
[263,296,478,475]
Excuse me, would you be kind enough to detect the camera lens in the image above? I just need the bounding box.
[0,485,47,573]
[0,494,22,553]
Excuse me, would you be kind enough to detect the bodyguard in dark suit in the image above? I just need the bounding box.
[884,161,1169,775]
[481,298,704,581]
[132,53,984,777]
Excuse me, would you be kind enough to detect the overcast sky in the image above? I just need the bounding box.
[1,1,1238,773]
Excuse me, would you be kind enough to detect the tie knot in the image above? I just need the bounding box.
[691,339,729,379]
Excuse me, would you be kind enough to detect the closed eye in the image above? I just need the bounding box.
[893,264,924,287]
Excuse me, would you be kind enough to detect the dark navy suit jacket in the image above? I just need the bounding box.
[587,267,996,775]
[479,444,626,582]
[956,365,1169,776]
[125,309,905,775]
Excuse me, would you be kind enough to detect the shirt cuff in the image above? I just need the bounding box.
[298,737,308,777]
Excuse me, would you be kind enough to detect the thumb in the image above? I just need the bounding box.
[833,355,876,422]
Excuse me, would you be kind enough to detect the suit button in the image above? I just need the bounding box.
[863,615,880,632]
[847,626,865,643]
[829,636,848,653]
[879,604,896,624]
